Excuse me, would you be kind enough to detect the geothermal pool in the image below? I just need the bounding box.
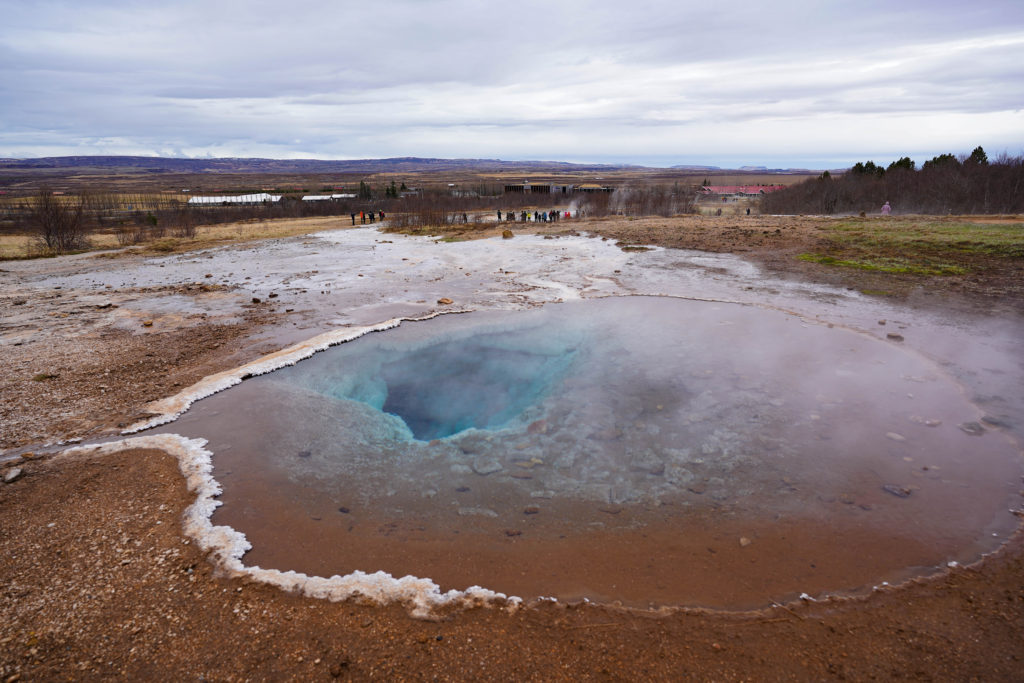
[160,296,1023,610]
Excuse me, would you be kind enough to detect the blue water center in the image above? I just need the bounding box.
[280,314,581,442]
[379,340,574,440]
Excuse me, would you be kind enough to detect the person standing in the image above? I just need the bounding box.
[350,212,356,226]
[881,201,891,216]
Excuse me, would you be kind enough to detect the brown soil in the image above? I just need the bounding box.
[2,216,1024,680]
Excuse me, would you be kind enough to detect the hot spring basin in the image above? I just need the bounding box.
[162,296,1023,610]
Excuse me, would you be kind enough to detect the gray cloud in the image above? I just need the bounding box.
[1,0,1023,167]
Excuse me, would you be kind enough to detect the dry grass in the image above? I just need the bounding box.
[0,215,355,259]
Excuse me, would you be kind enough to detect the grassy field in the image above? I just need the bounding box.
[801,217,1024,275]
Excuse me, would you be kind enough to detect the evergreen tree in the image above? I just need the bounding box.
[887,156,916,172]
[968,146,989,165]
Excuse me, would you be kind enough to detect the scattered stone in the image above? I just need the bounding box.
[12,299,27,305]
[909,415,942,427]
[205,273,213,278]
[739,537,752,547]
[251,297,261,304]
[959,422,985,436]
[502,229,514,239]
[882,484,913,498]
[523,506,540,515]
[687,482,707,495]
[878,320,886,325]
[337,506,350,514]
[599,506,623,515]
[19,452,36,460]
[886,333,904,342]
[457,507,498,517]
[268,292,278,298]
[297,450,311,458]
[3,468,24,483]
[471,457,503,475]
[527,419,548,435]
[142,320,153,327]
[454,486,470,493]
[504,529,522,537]
[437,297,453,305]
[885,432,906,442]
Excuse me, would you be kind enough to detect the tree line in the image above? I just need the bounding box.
[761,147,1024,215]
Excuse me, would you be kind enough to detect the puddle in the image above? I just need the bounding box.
[153,296,1024,610]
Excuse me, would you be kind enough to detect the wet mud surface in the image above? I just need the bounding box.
[2,216,1024,679]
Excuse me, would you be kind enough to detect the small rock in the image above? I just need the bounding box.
[523,506,540,515]
[886,333,904,342]
[739,537,752,547]
[527,419,548,435]
[268,292,278,298]
[251,297,261,304]
[3,468,24,483]
[959,422,985,436]
[205,273,213,278]
[337,506,350,514]
[142,320,153,327]
[457,507,498,517]
[504,529,522,537]
[471,457,503,475]
[19,452,36,460]
[885,432,906,442]
[437,297,453,305]
[502,229,514,239]
[882,484,912,498]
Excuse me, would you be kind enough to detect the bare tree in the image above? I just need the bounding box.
[32,189,90,253]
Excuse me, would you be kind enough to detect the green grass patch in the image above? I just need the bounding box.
[824,220,1024,259]
[798,253,967,275]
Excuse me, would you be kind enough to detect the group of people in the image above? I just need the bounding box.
[497,209,576,222]
[350,210,385,225]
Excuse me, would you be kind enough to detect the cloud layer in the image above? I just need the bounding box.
[2,0,1023,167]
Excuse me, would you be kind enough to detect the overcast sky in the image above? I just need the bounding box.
[1,0,1022,168]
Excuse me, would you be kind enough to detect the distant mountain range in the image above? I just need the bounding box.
[0,156,822,174]
[0,156,645,174]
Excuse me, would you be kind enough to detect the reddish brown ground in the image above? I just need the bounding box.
[2,215,1024,680]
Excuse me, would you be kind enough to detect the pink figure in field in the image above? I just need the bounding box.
[881,201,891,216]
